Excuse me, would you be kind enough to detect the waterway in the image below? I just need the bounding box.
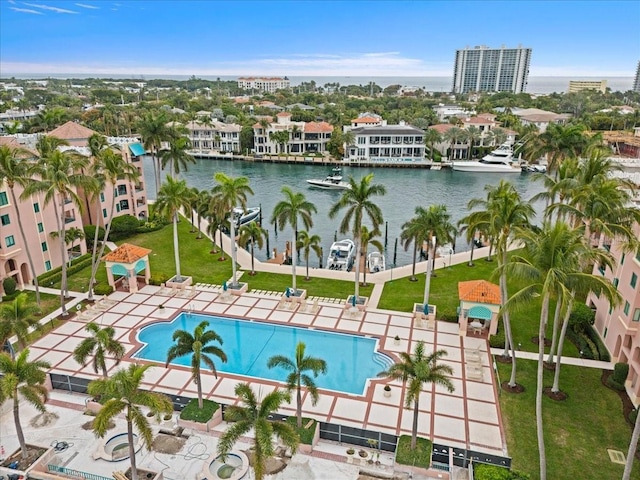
[142,157,546,267]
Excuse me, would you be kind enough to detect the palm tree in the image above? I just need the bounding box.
[160,129,195,178]
[423,128,441,162]
[506,222,617,480]
[271,187,317,292]
[0,293,41,355]
[0,349,50,459]
[238,221,267,276]
[72,322,125,378]
[623,407,640,480]
[22,142,95,315]
[138,111,169,196]
[0,145,42,304]
[155,177,191,283]
[527,122,593,176]
[212,173,254,287]
[378,341,453,450]
[465,126,481,159]
[207,194,227,257]
[195,189,212,239]
[88,364,172,480]
[467,180,534,387]
[86,146,140,301]
[296,230,322,280]
[360,225,383,286]
[329,174,386,299]
[267,342,327,428]
[442,126,465,160]
[166,320,227,409]
[217,383,299,480]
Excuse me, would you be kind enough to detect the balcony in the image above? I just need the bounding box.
[64,216,76,224]
[135,185,145,193]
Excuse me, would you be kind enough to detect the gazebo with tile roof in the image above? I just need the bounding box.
[102,243,152,293]
[457,280,501,337]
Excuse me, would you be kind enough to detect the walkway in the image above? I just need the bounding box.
[489,348,614,370]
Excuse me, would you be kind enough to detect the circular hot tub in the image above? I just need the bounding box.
[93,432,142,462]
[204,451,249,480]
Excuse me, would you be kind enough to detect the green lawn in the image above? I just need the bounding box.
[497,359,638,480]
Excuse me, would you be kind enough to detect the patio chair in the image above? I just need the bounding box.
[466,364,484,381]
[287,298,296,310]
[426,317,436,330]
[177,284,188,297]
[465,347,483,365]
[299,297,308,312]
[311,298,320,314]
[168,285,178,296]
[187,285,197,298]
[157,283,168,295]
[277,298,287,310]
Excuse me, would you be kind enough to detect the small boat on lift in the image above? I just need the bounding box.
[367,251,386,273]
[326,239,356,271]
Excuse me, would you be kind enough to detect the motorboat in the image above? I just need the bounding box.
[306,167,351,190]
[367,251,385,273]
[326,239,356,271]
[232,206,261,226]
[452,143,520,173]
[521,163,547,173]
[436,243,454,257]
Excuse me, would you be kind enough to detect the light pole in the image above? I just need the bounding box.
[423,236,436,308]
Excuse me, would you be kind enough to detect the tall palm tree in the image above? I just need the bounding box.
[329,174,386,299]
[271,187,317,292]
[138,111,169,196]
[527,122,593,176]
[623,408,640,480]
[72,322,125,378]
[378,341,453,450]
[467,180,534,387]
[506,222,617,480]
[166,320,227,409]
[0,145,42,304]
[217,383,299,480]
[442,126,465,160]
[423,128,441,162]
[88,364,172,480]
[465,126,481,159]
[186,187,200,233]
[238,220,267,276]
[22,142,95,315]
[86,147,140,300]
[267,342,327,428]
[0,293,41,355]
[360,225,384,286]
[155,177,191,283]
[212,173,254,287]
[160,129,195,178]
[296,230,322,280]
[207,194,227,257]
[0,349,50,459]
[195,189,212,239]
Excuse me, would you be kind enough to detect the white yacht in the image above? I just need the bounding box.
[307,167,351,190]
[232,206,261,226]
[367,251,386,273]
[452,143,520,173]
[326,239,356,271]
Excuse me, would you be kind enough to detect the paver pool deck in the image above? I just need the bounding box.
[27,284,507,460]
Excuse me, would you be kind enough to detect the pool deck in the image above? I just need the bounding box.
[28,284,507,459]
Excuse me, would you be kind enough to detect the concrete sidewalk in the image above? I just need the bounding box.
[489,347,614,370]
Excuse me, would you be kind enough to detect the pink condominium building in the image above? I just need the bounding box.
[588,223,640,405]
[0,122,147,295]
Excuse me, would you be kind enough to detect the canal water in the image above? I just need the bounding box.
[143,157,545,267]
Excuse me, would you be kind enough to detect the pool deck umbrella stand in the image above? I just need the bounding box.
[456,280,501,337]
[102,243,152,294]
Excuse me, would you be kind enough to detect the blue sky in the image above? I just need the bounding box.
[1,0,638,77]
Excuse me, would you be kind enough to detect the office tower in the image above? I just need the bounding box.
[452,45,532,94]
[633,61,640,92]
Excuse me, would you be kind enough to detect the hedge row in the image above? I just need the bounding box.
[37,253,93,286]
[474,463,530,480]
[583,324,610,362]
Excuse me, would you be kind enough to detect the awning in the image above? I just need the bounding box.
[468,305,493,321]
[128,142,146,157]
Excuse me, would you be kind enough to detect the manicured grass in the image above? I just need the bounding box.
[179,398,219,422]
[286,417,316,444]
[496,359,639,480]
[394,434,432,469]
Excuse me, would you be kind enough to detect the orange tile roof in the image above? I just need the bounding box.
[351,116,380,123]
[48,121,98,141]
[0,137,38,156]
[429,124,455,134]
[464,117,495,125]
[304,121,333,133]
[102,243,152,263]
[458,280,501,305]
[277,112,292,117]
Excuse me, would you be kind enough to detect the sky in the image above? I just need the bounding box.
[1,0,639,77]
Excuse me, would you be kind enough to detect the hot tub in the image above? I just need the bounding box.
[92,432,142,462]
[202,451,249,480]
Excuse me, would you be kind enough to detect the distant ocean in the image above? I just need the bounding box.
[2,73,634,94]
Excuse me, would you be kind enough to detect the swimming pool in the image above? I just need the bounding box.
[133,312,394,395]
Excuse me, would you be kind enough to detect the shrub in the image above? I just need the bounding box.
[149,273,170,286]
[2,277,17,295]
[630,408,638,425]
[474,464,530,480]
[286,417,316,444]
[490,328,505,349]
[93,284,114,296]
[180,398,218,423]
[612,362,629,384]
[395,435,432,469]
[37,253,93,286]
[583,324,611,362]
[108,215,141,241]
[566,329,596,359]
[569,303,595,334]
[83,225,105,250]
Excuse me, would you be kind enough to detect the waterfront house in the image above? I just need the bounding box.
[252,113,332,156]
[343,121,425,164]
[184,120,242,153]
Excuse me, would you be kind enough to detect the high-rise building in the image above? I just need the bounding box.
[633,61,640,92]
[452,45,532,94]
[568,80,607,94]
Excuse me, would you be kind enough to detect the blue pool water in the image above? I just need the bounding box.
[133,312,394,395]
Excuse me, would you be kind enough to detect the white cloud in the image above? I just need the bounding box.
[22,2,78,14]
[10,6,43,14]
[75,3,99,9]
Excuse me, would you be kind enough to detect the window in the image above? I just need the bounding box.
[45,260,51,271]
[0,191,8,206]
[5,235,15,247]
[621,253,625,265]
[41,241,48,252]
[631,273,638,289]
[613,278,619,288]
[634,308,640,322]
[624,301,630,316]
[100,192,105,202]
[604,327,608,338]
[103,208,107,218]
[37,222,44,233]
[0,214,9,226]
[33,202,40,213]
[119,200,129,210]
[117,185,127,195]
